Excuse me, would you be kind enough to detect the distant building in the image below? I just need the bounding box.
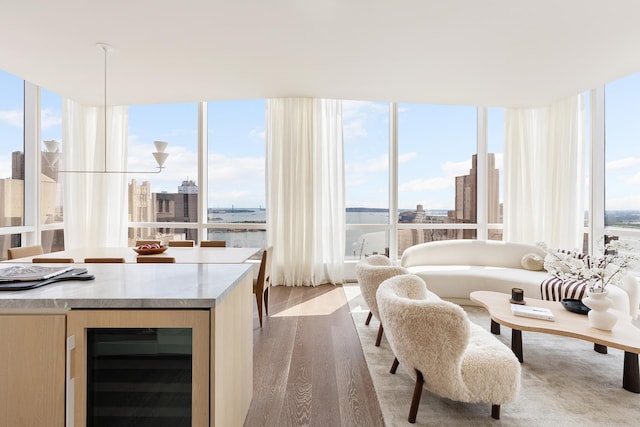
[178,180,198,194]
[1,151,64,257]
[397,152,501,253]
[128,179,199,244]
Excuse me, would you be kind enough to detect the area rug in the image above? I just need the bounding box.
[343,284,640,426]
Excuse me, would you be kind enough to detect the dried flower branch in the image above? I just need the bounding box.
[537,238,638,292]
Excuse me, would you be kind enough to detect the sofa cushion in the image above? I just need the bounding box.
[521,253,544,271]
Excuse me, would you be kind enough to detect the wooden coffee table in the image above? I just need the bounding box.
[470,290,640,393]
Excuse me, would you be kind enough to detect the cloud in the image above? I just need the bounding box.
[606,157,640,171]
[441,159,471,176]
[346,154,388,173]
[0,109,23,127]
[41,108,61,129]
[626,172,640,185]
[248,126,265,140]
[342,100,388,140]
[399,177,451,192]
[606,195,640,211]
[398,152,417,163]
[344,118,367,138]
[0,159,11,179]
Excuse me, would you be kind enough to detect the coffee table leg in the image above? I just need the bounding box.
[594,343,608,354]
[512,329,523,363]
[623,352,639,393]
[491,319,501,335]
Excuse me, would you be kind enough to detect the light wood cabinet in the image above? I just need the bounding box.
[0,265,254,426]
[66,310,210,427]
[0,314,66,427]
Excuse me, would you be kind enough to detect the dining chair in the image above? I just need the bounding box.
[135,240,162,246]
[84,257,126,263]
[200,240,226,247]
[136,256,176,263]
[253,246,273,328]
[168,240,195,247]
[32,257,74,263]
[7,245,44,260]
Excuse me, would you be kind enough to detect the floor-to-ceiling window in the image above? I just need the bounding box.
[207,99,266,250]
[40,88,64,252]
[604,73,640,263]
[127,102,199,245]
[487,107,504,241]
[344,100,390,260]
[396,103,478,257]
[0,70,25,258]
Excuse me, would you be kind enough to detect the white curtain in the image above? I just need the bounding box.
[504,94,586,250]
[62,99,128,248]
[266,98,345,286]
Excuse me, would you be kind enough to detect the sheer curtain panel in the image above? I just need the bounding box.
[266,98,345,286]
[504,94,586,250]
[62,99,128,248]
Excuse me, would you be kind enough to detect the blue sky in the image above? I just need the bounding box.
[1,69,640,212]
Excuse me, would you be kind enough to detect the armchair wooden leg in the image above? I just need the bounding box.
[255,292,263,328]
[491,404,500,420]
[263,287,269,317]
[365,311,373,325]
[375,324,384,347]
[408,370,424,423]
[390,357,399,374]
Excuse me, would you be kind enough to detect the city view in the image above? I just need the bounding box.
[2,71,640,260]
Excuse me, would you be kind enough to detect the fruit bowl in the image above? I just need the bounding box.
[133,245,168,255]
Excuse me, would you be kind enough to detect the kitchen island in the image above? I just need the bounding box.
[0,263,254,427]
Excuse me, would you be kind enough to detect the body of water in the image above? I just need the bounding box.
[205,209,640,258]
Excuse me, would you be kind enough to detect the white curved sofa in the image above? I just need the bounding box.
[400,240,639,319]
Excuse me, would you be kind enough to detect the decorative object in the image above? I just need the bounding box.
[510,287,525,305]
[133,245,168,255]
[561,298,590,315]
[538,238,638,330]
[44,43,169,173]
[582,289,618,331]
[538,238,638,294]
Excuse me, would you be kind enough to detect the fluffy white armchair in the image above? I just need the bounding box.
[355,255,408,346]
[377,274,521,422]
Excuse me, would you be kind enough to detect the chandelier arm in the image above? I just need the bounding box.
[52,43,168,174]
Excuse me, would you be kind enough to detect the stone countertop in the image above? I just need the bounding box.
[0,263,253,312]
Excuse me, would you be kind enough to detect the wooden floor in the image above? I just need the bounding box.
[244,284,385,427]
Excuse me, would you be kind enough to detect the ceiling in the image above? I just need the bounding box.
[2,0,640,108]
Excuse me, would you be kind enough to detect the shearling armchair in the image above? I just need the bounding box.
[376,274,521,422]
[355,255,408,346]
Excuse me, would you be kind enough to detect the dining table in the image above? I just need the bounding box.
[4,246,262,264]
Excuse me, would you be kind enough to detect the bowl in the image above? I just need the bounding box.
[561,298,590,315]
[133,245,168,255]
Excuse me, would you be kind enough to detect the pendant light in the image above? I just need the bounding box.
[44,43,169,173]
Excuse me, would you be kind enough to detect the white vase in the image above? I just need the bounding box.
[581,289,618,331]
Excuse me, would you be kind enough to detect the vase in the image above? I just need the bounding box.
[581,289,618,331]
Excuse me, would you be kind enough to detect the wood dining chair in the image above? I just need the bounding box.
[84,257,126,263]
[200,240,226,247]
[136,256,176,263]
[253,246,273,328]
[32,258,74,263]
[135,240,162,246]
[168,240,195,247]
[7,245,44,260]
